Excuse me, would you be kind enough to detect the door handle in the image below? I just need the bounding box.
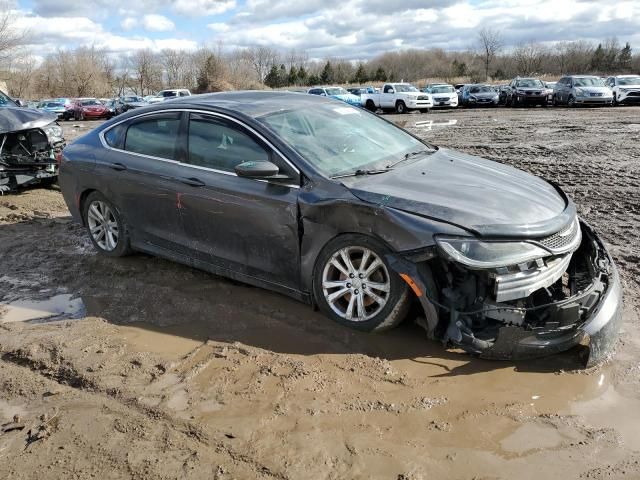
[179,177,205,187]
[110,162,127,171]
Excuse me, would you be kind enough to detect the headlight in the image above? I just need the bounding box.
[620,88,629,92]
[470,95,477,100]
[575,88,585,96]
[42,122,63,142]
[435,236,549,269]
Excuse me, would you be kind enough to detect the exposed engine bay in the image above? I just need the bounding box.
[0,108,65,193]
[390,220,618,366]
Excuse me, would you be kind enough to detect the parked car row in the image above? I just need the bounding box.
[309,74,640,113]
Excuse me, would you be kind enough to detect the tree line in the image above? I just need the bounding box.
[0,11,638,100]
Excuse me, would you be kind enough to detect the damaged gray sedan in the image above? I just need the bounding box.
[58,92,622,366]
[0,96,65,192]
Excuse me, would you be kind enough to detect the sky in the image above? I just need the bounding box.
[10,0,640,61]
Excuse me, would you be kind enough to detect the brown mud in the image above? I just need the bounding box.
[0,110,639,479]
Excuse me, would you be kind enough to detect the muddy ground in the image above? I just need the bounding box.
[1,109,639,479]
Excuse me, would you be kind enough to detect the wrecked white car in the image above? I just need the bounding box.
[0,98,65,193]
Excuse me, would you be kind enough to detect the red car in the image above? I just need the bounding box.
[69,98,112,120]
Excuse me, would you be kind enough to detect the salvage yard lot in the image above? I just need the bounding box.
[1,107,640,479]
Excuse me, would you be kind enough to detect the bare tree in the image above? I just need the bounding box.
[161,49,186,87]
[7,51,36,97]
[244,46,279,83]
[0,3,27,65]
[477,27,503,81]
[130,49,162,95]
[513,42,547,75]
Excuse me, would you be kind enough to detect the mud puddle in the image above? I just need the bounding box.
[0,293,85,324]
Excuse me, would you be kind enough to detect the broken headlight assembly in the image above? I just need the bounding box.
[435,236,549,269]
[42,122,63,143]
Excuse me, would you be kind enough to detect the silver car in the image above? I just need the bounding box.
[552,75,613,107]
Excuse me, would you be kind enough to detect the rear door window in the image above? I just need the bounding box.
[124,113,181,160]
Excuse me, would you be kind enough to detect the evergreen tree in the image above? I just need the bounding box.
[196,54,226,93]
[373,66,387,82]
[307,73,321,86]
[590,44,605,72]
[297,66,307,85]
[278,64,287,87]
[288,65,298,86]
[320,61,334,84]
[352,63,368,84]
[451,59,467,77]
[618,42,633,71]
[264,65,280,88]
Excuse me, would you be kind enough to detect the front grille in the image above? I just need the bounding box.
[417,95,429,100]
[537,219,580,252]
[628,91,640,97]
[590,92,603,97]
[435,97,449,102]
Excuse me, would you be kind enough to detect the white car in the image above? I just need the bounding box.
[605,75,640,106]
[424,84,458,108]
[360,83,433,114]
[156,89,192,101]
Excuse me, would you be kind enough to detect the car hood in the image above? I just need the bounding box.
[515,87,545,92]
[470,91,498,98]
[126,102,147,107]
[0,107,57,134]
[619,83,640,88]
[576,86,611,94]
[331,94,360,103]
[345,148,573,238]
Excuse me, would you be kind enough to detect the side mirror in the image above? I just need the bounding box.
[235,161,279,179]
[14,99,24,107]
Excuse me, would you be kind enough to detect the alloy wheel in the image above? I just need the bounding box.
[87,200,119,251]
[321,246,390,322]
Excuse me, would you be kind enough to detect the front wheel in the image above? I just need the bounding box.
[613,94,618,106]
[395,101,407,114]
[568,95,576,107]
[313,235,411,332]
[83,192,131,257]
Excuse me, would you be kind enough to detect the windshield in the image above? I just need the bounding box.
[123,96,143,102]
[325,87,348,96]
[45,102,64,108]
[81,100,102,106]
[394,84,418,92]
[431,86,454,94]
[258,103,430,177]
[516,79,544,88]
[0,91,17,107]
[573,77,605,87]
[470,86,494,93]
[160,91,177,97]
[619,77,640,85]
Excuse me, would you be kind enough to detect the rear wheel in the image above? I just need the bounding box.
[365,100,376,112]
[313,235,411,332]
[83,192,131,257]
[395,101,407,114]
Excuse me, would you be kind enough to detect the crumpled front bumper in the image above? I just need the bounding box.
[388,224,623,367]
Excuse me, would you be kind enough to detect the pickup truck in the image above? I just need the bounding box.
[360,83,433,113]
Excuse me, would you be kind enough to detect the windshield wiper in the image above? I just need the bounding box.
[330,169,391,179]
[385,149,432,169]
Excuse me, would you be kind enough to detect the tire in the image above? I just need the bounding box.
[313,235,411,332]
[395,101,407,114]
[568,95,576,107]
[613,94,618,106]
[365,100,376,112]
[83,192,131,257]
[552,95,559,107]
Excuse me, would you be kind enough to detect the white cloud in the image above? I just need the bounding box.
[121,17,138,31]
[174,0,236,16]
[142,14,175,32]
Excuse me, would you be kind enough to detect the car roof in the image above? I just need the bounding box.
[135,91,352,118]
